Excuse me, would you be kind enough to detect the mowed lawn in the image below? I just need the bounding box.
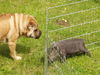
[0,0,100,75]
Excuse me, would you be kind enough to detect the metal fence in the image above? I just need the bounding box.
[45,0,100,75]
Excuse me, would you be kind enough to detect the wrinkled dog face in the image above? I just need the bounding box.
[27,26,41,39]
[26,17,41,39]
[48,46,60,63]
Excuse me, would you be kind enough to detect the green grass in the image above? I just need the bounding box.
[0,0,100,75]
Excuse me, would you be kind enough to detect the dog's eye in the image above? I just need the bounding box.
[34,29,38,32]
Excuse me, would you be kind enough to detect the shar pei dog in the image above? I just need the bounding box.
[0,13,41,60]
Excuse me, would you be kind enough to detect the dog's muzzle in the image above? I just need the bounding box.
[34,30,42,39]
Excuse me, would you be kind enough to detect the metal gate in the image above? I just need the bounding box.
[45,0,100,75]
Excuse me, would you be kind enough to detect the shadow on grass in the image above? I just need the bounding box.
[41,56,44,64]
[0,43,30,59]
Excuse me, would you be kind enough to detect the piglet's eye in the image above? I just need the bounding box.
[53,46,57,50]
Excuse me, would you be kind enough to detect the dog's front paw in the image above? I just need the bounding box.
[14,56,22,60]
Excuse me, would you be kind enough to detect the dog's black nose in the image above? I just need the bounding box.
[35,30,42,39]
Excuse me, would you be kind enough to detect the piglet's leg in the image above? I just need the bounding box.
[80,46,91,57]
[84,49,91,57]
[60,55,66,63]
[59,49,66,63]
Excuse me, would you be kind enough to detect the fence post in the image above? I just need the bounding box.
[44,8,49,75]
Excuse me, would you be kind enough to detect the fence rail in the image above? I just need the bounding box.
[49,19,100,33]
[86,41,100,46]
[59,30,100,41]
[48,0,88,9]
[49,7,100,20]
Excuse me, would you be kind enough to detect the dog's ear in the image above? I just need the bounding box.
[29,20,35,26]
[27,19,36,30]
[27,23,33,30]
[28,16,36,25]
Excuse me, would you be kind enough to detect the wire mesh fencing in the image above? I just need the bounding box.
[45,0,100,75]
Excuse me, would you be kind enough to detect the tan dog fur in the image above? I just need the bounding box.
[0,13,41,60]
